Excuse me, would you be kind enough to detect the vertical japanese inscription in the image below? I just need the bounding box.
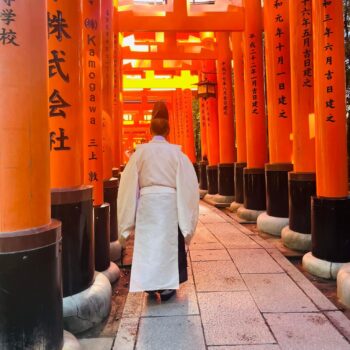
[321,0,336,123]
[48,1,71,152]
[0,0,19,46]
[271,0,291,119]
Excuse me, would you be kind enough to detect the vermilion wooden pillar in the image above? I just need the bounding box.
[303,0,350,278]
[215,32,235,203]
[281,0,316,251]
[257,0,294,236]
[48,0,94,304]
[202,60,220,196]
[102,0,120,259]
[199,89,209,192]
[231,32,247,210]
[82,0,117,278]
[0,1,62,347]
[238,0,268,221]
[182,89,196,163]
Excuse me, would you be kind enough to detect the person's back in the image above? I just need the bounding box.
[134,139,181,189]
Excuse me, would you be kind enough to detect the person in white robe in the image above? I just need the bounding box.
[117,101,199,300]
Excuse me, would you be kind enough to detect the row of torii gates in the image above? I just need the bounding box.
[1,0,350,349]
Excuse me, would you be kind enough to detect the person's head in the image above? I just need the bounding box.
[150,101,170,137]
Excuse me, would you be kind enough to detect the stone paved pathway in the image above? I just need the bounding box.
[81,202,350,350]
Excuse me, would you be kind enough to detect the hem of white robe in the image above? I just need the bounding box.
[129,282,180,293]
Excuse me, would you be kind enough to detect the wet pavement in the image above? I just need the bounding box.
[79,202,350,350]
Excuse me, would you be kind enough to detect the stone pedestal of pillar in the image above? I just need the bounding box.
[204,165,218,203]
[0,221,63,349]
[229,162,246,212]
[303,197,350,280]
[94,204,120,284]
[337,263,350,308]
[199,160,208,191]
[193,163,200,182]
[214,163,235,207]
[103,178,122,262]
[257,163,292,236]
[52,187,111,334]
[237,168,266,222]
[281,172,316,251]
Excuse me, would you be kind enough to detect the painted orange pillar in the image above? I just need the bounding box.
[48,1,83,189]
[176,89,185,151]
[101,0,114,180]
[113,30,121,171]
[199,95,208,160]
[199,94,209,191]
[282,0,316,242]
[48,0,95,301]
[241,0,267,212]
[183,89,196,163]
[231,32,247,206]
[231,32,247,164]
[82,0,114,274]
[301,0,350,269]
[82,0,103,206]
[313,0,348,198]
[261,0,293,226]
[264,0,293,164]
[202,60,220,195]
[216,32,235,164]
[0,2,62,346]
[172,91,179,144]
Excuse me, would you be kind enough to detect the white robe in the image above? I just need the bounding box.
[117,138,199,292]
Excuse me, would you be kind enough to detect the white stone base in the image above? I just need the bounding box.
[203,193,217,205]
[302,252,344,280]
[62,331,81,350]
[101,262,120,284]
[281,226,311,252]
[337,263,350,307]
[257,212,289,237]
[63,272,112,334]
[110,240,122,262]
[237,207,265,222]
[199,189,208,199]
[229,201,242,212]
[213,194,235,204]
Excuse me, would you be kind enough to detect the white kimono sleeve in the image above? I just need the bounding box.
[117,154,139,247]
[176,153,199,244]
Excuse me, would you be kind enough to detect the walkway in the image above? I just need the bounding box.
[82,202,350,349]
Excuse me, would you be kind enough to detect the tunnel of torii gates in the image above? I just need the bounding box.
[1,0,350,348]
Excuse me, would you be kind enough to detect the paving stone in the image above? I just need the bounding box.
[189,242,224,250]
[122,292,144,318]
[79,337,114,350]
[199,212,227,224]
[265,313,350,350]
[135,315,206,350]
[191,249,231,262]
[243,274,317,312]
[192,260,246,292]
[228,249,284,274]
[198,291,275,346]
[141,282,199,317]
[267,249,338,311]
[113,317,139,350]
[206,224,262,249]
[208,346,280,350]
[325,311,350,343]
[192,225,219,244]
